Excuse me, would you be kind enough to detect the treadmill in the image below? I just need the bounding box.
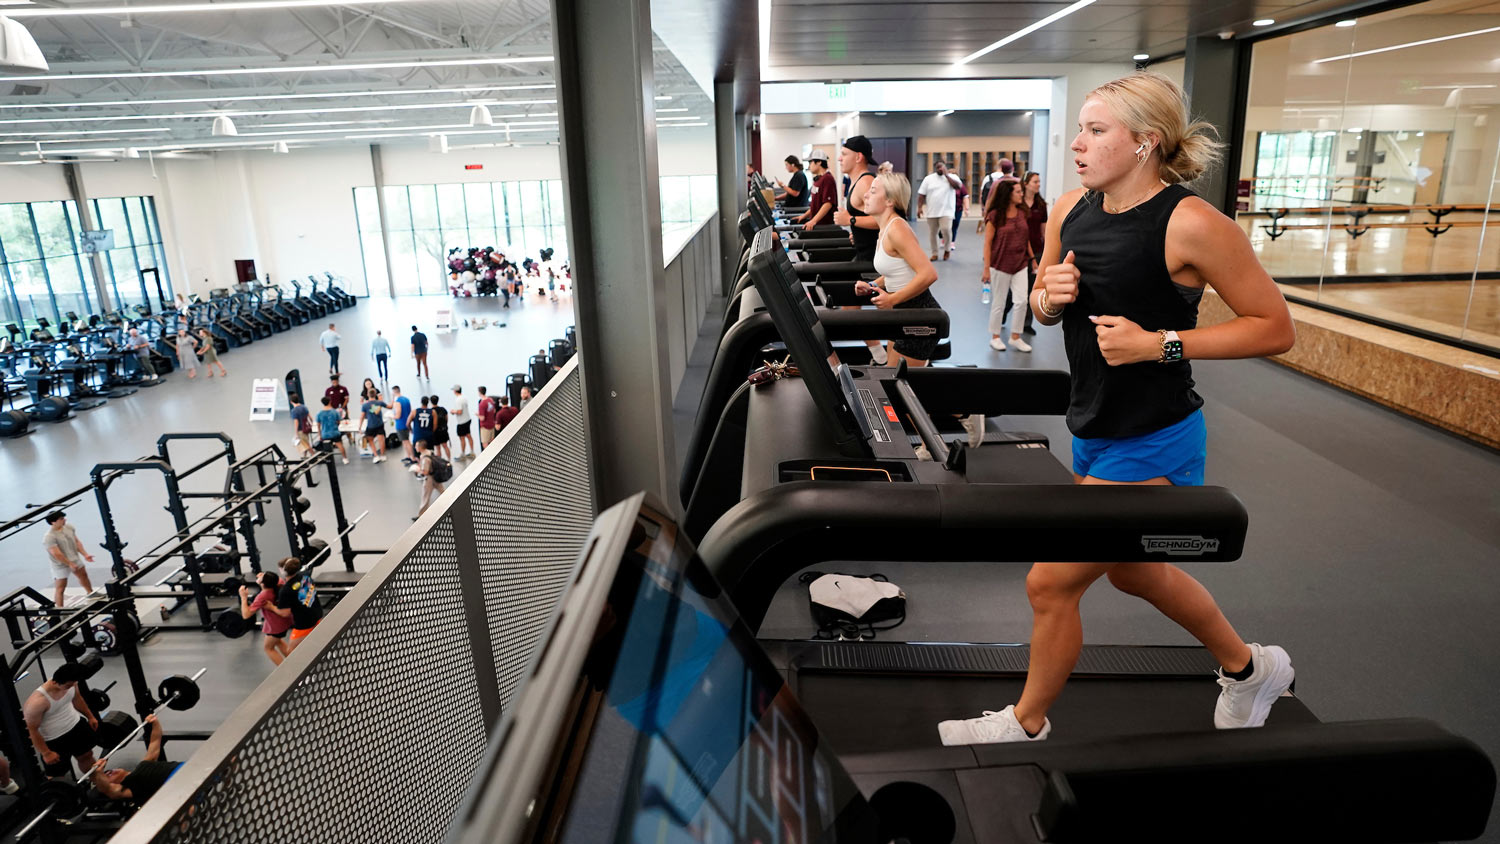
[445,495,1496,844]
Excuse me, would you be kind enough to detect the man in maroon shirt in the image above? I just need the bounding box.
[495,396,519,432]
[476,386,499,448]
[793,150,837,230]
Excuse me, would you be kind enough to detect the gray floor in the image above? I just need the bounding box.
[1,289,579,785]
[675,233,1500,839]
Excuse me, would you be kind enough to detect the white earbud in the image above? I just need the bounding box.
[1135,143,1147,155]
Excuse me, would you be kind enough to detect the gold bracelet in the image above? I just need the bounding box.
[1038,289,1064,319]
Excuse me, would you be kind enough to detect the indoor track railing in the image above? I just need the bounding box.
[112,357,594,844]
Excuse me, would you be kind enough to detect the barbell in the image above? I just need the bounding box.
[14,668,208,840]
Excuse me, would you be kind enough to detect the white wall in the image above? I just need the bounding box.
[4,141,566,300]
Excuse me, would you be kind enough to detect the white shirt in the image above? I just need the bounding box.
[319,329,341,350]
[873,229,918,293]
[918,172,957,218]
[450,395,470,422]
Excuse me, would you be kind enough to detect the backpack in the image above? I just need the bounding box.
[428,455,453,483]
[798,572,906,641]
[434,406,448,432]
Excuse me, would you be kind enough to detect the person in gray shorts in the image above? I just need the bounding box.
[43,511,93,607]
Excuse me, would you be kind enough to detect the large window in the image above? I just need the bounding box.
[352,181,569,296]
[1240,0,1500,350]
[0,196,171,332]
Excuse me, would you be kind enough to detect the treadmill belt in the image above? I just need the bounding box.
[795,674,1317,755]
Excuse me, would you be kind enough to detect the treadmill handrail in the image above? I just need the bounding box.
[697,481,1249,632]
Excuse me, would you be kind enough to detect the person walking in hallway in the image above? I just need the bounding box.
[319,323,341,375]
[410,325,429,379]
[981,178,1035,352]
[124,328,158,381]
[370,330,391,381]
[238,571,292,666]
[289,393,313,457]
[918,160,961,260]
[937,72,1297,747]
[43,511,93,607]
[316,396,349,464]
[361,389,388,463]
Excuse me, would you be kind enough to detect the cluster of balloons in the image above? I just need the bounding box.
[448,246,517,295]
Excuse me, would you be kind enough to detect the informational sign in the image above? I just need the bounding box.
[1236,200,1250,212]
[434,308,454,333]
[1236,179,1253,198]
[826,83,849,100]
[249,378,280,421]
[464,164,483,170]
[79,230,115,254]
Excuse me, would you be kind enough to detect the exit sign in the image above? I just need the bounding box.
[826,83,849,100]
[465,164,483,170]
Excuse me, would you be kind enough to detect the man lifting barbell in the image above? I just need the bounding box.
[88,715,181,806]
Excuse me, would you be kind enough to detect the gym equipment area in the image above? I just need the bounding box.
[0,275,357,441]
[2,0,1498,840]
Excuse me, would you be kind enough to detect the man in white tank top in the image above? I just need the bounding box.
[24,661,100,776]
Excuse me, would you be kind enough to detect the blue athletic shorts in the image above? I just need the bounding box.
[1072,410,1206,486]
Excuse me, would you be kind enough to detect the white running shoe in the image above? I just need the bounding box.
[938,705,1049,746]
[1214,643,1294,729]
[960,415,984,448]
[990,337,1006,351]
[1011,337,1032,353]
[342,458,351,465]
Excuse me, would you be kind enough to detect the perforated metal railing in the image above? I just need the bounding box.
[113,358,593,844]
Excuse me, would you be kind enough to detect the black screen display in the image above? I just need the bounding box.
[745,229,871,458]
[557,505,875,844]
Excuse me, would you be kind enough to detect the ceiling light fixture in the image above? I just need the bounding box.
[1133,53,1149,60]
[660,122,709,128]
[1335,19,1356,27]
[1252,18,1274,26]
[955,0,1097,65]
[936,109,954,117]
[655,95,673,101]
[7,0,447,16]
[655,115,702,121]
[1,55,553,83]
[1315,24,1500,62]
[0,102,558,126]
[273,140,289,153]
[0,84,557,112]
[0,14,47,73]
[210,114,237,136]
[656,107,689,113]
[124,146,140,158]
[0,126,170,136]
[469,104,493,127]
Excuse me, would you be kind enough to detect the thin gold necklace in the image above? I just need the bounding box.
[1104,180,1167,214]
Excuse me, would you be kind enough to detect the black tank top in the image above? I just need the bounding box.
[845,171,878,261]
[1058,183,1204,439]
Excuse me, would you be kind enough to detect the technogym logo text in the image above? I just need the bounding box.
[1141,535,1221,556]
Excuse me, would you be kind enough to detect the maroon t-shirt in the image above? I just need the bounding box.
[251,589,290,635]
[495,405,520,431]
[985,208,1031,275]
[808,171,838,220]
[477,397,498,430]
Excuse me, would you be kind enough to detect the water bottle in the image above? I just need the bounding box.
[981,282,992,305]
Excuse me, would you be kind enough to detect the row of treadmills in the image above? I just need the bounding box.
[443,181,1495,843]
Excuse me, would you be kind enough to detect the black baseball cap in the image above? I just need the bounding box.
[842,135,874,162]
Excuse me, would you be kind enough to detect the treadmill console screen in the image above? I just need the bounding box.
[746,229,872,457]
[449,499,876,844]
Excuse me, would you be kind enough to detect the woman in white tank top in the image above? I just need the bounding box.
[853,173,945,366]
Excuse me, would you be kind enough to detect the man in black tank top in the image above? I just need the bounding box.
[833,135,879,262]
